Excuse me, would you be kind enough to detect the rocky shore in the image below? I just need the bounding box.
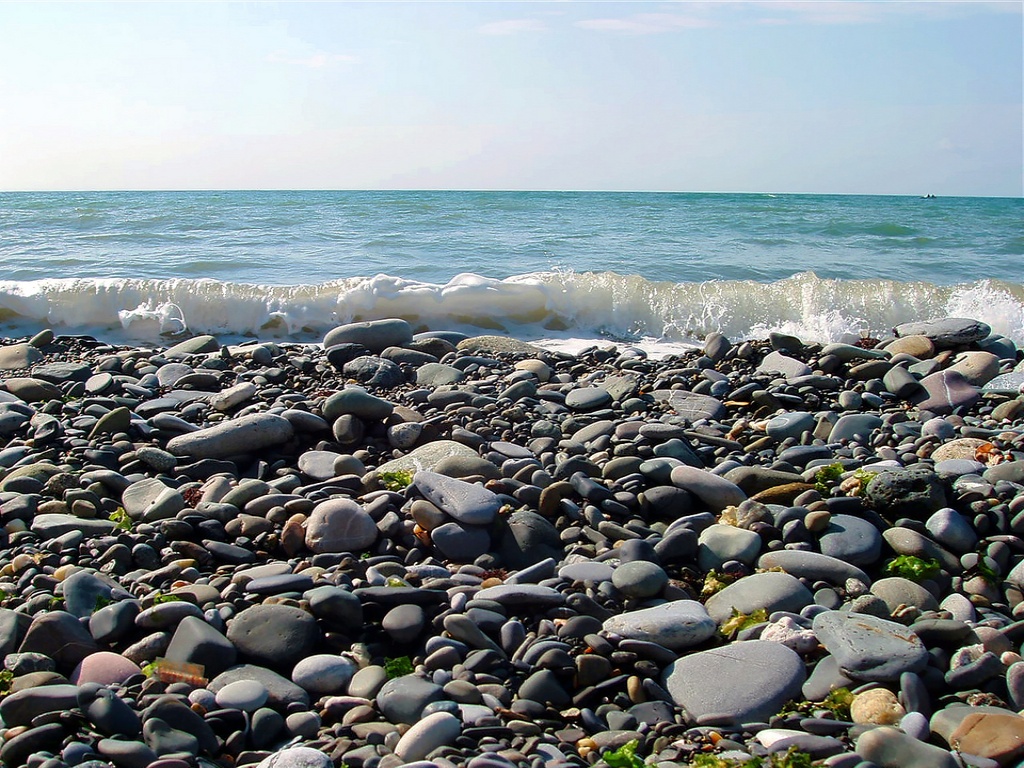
[0,316,1022,768]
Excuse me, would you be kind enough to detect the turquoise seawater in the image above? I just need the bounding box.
[0,190,1021,348]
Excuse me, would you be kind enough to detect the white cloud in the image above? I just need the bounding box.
[576,13,714,34]
[478,19,548,36]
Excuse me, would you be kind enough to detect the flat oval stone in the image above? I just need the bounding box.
[812,610,929,682]
[704,571,814,625]
[758,550,870,586]
[394,711,462,762]
[166,413,294,459]
[670,466,746,512]
[474,584,564,607]
[602,600,716,651]
[663,640,805,725]
[818,514,883,565]
[412,471,501,525]
[215,679,269,712]
[565,387,612,411]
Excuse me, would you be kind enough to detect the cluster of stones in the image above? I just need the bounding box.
[0,316,1021,768]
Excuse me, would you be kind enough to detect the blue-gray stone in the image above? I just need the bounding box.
[818,514,883,566]
[766,412,817,441]
[208,665,309,709]
[670,466,746,512]
[324,319,413,352]
[812,611,929,682]
[166,413,294,459]
[704,571,814,625]
[697,524,761,571]
[322,387,394,421]
[413,471,502,525]
[757,351,812,379]
[377,675,444,725]
[924,507,977,554]
[828,414,883,444]
[602,600,716,651]
[663,640,805,725]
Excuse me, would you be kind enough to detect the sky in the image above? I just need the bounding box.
[0,1,1020,196]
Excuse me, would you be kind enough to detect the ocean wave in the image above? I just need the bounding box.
[0,271,1021,348]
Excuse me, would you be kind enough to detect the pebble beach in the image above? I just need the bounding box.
[0,315,1023,768]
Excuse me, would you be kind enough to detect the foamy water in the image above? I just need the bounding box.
[1,191,1020,349]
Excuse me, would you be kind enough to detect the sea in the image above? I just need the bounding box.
[1,190,1021,357]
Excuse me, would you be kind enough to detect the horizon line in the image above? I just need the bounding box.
[1,188,1020,199]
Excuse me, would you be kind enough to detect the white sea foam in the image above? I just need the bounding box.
[0,271,1021,350]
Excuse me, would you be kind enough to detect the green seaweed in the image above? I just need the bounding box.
[720,607,769,638]
[691,747,816,767]
[973,559,1000,586]
[883,554,940,583]
[109,506,132,531]
[384,655,414,679]
[813,462,845,494]
[379,470,414,492]
[779,687,854,721]
[602,739,644,768]
[151,592,182,605]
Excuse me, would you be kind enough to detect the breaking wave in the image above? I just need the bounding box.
[0,271,1021,349]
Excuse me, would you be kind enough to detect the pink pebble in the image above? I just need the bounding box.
[70,651,142,686]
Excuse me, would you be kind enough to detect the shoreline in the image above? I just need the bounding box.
[0,316,1022,767]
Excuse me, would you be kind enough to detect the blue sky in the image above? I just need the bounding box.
[0,1,1020,195]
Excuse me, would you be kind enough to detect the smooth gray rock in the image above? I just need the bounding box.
[893,318,990,348]
[256,747,334,768]
[663,390,726,422]
[291,654,357,695]
[663,640,805,725]
[475,584,564,607]
[758,550,871,586]
[122,478,186,523]
[413,471,502,525]
[430,521,491,562]
[166,412,294,458]
[856,725,958,768]
[704,571,814,625]
[697,523,761,571]
[18,611,98,673]
[324,319,413,352]
[603,600,716,651]
[670,466,746,512]
[812,610,929,682]
[416,362,466,387]
[394,710,462,762]
[322,387,394,421]
[376,440,479,476]
[870,577,940,614]
[910,369,980,414]
[377,675,444,725]
[164,615,237,679]
[924,507,978,554]
[757,350,812,379]
[208,664,309,708]
[304,497,377,553]
[765,411,816,440]
[818,514,883,565]
[342,355,405,387]
[495,509,562,569]
[0,343,43,370]
[0,683,79,727]
[827,413,883,443]
[227,604,320,669]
